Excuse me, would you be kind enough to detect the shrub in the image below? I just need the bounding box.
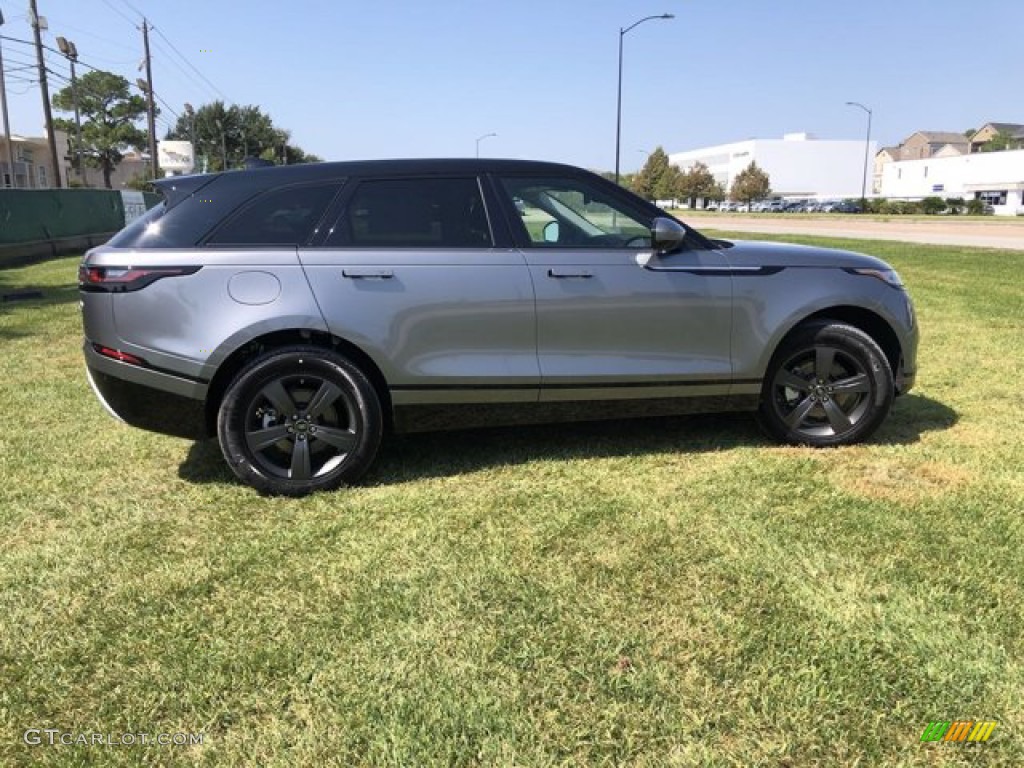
[945,197,965,215]
[966,199,986,215]
[921,196,947,215]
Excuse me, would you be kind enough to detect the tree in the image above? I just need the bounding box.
[52,70,148,189]
[730,161,770,207]
[676,162,721,208]
[633,147,675,201]
[979,130,1020,152]
[166,102,321,171]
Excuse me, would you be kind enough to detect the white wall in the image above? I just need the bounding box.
[880,149,1024,215]
[669,136,873,199]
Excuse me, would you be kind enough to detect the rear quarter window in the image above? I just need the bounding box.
[206,183,343,246]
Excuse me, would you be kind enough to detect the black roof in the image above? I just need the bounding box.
[155,158,593,190]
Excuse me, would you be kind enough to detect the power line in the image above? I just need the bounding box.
[98,0,138,27]
[152,92,181,121]
[150,25,227,101]
[149,37,221,103]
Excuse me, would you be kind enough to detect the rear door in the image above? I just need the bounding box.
[299,175,539,405]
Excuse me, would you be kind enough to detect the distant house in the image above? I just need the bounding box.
[899,131,969,160]
[873,147,902,194]
[969,122,1024,153]
[67,150,150,189]
[873,132,968,194]
[0,130,70,188]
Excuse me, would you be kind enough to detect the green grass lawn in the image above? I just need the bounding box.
[1,239,1021,767]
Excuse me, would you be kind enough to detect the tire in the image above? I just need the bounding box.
[757,322,894,447]
[217,346,383,496]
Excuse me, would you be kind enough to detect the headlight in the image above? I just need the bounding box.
[849,267,904,288]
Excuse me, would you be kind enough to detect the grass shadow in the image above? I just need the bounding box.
[178,393,957,488]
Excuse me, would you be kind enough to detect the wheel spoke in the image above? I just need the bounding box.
[777,370,811,392]
[831,373,870,394]
[822,398,853,433]
[785,396,817,430]
[290,438,312,480]
[815,346,836,381]
[260,380,297,418]
[306,380,344,420]
[313,425,356,452]
[245,423,292,452]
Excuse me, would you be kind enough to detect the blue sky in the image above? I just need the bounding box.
[1,0,1021,172]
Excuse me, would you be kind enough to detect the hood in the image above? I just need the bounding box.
[716,239,893,271]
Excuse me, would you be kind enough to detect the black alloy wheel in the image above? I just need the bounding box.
[218,347,382,495]
[758,322,894,447]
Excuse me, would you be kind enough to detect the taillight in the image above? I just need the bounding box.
[78,265,200,292]
[94,344,147,366]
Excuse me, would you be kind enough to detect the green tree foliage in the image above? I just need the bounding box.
[676,162,721,207]
[51,70,148,189]
[166,102,321,171]
[921,196,946,214]
[944,197,965,215]
[633,147,676,201]
[729,161,770,206]
[979,130,1020,152]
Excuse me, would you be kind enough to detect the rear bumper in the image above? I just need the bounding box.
[84,341,208,440]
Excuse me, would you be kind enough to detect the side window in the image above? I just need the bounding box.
[499,176,652,249]
[206,182,341,246]
[325,177,492,248]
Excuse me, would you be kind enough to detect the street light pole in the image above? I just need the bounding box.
[475,132,496,158]
[57,36,86,186]
[214,118,227,171]
[615,13,673,185]
[846,101,872,212]
[0,10,18,187]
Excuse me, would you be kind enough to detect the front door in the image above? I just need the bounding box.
[494,173,734,402]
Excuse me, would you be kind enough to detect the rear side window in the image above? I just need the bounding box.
[206,182,342,246]
[106,200,167,247]
[325,177,492,248]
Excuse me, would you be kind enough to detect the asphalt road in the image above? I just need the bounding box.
[680,214,1024,250]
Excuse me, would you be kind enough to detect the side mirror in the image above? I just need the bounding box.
[543,220,560,243]
[651,217,687,253]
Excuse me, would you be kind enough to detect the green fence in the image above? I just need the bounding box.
[0,189,160,265]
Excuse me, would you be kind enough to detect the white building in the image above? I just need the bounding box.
[879,149,1024,216]
[669,133,874,200]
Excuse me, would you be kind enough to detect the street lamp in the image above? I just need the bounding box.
[214,118,227,171]
[845,101,872,212]
[475,132,496,158]
[615,13,673,184]
[57,36,87,186]
[0,9,18,187]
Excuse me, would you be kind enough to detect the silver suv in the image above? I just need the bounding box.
[80,159,918,495]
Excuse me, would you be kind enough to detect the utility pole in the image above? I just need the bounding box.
[0,9,18,187]
[29,0,61,187]
[140,18,158,178]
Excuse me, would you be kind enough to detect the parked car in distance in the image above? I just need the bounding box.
[832,200,863,214]
[80,159,918,495]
